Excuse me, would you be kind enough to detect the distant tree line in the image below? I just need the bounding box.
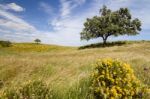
[0,40,12,47]
[0,39,42,47]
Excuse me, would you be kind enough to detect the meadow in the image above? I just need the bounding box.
[0,41,150,98]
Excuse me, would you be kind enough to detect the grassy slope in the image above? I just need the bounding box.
[0,41,150,98]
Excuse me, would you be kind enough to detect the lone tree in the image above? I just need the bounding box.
[34,39,41,44]
[80,5,141,45]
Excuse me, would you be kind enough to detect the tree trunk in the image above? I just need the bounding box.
[102,37,107,46]
[103,39,107,45]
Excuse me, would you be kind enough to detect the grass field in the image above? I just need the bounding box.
[0,41,150,98]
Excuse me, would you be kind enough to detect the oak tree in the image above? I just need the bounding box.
[34,39,41,44]
[80,5,141,45]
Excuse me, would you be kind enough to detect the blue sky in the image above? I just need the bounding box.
[0,0,150,46]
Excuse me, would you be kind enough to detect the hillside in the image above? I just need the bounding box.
[0,41,150,98]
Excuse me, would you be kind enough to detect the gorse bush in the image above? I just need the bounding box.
[1,80,54,99]
[91,59,148,99]
[0,40,12,47]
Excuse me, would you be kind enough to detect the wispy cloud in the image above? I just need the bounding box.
[48,0,100,45]
[60,0,72,18]
[0,3,38,42]
[39,2,53,15]
[50,0,87,31]
[0,9,36,32]
[0,3,25,12]
[60,0,86,18]
[74,0,86,5]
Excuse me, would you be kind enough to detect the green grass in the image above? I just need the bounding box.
[0,41,150,98]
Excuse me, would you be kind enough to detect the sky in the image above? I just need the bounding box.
[0,0,150,46]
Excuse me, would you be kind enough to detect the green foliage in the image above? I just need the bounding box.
[81,5,141,45]
[91,59,148,99]
[34,39,41,44]
[0,40,12,47]
[0,80,54,99]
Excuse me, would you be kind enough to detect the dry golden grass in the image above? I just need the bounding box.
[0,41,150,98]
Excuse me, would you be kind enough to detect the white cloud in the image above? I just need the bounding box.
[0,3,24,12]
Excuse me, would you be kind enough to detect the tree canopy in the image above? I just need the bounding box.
[34,39,41,44]
[80,5,142,45]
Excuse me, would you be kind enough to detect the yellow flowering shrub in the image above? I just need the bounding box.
[1,80,54,99]
[91,59,147,99]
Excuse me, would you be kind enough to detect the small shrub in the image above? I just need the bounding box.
[91,59,148,99]
[1,80,54,99]
[0,41,12,47]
